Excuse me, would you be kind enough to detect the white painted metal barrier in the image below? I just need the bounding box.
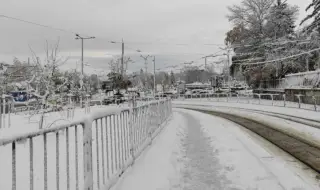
[0,99,172,190]
[177,93,320,112]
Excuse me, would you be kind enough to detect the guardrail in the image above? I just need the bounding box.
[0,98,172,190]
[175,93,320,112]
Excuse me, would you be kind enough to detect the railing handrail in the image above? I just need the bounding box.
[177,92,319,111]
[0,99,168,147]
[0,98,173,190]
[0,118,83,146]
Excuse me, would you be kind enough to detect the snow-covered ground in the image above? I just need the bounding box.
[0,101,151,140]
[0,105,115,139]
[112,109,320,190]
[173,99,320,121]
[174,100,320,147]
[177,96,319,111]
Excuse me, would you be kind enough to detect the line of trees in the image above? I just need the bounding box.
[226,0,320,88]
[0,40,101,103]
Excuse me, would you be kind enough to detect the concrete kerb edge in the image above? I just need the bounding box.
[174,105,320,150]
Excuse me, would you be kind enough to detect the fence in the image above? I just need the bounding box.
[285,70,320,88]
[176,93,320,112]
[257,70,320,90]
[0,98,172,190]
[258,79,286,89]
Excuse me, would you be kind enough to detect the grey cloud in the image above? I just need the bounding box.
[0,0,311,71]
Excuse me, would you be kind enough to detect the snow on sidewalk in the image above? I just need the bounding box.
[112,108,319,190]
[111,111,185,190]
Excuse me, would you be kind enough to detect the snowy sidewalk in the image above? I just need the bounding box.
[112,109,319,190]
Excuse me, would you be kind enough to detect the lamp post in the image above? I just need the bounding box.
[75,34,95,108]
[75,34,95,76]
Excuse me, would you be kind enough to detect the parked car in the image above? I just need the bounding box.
[103,92,126,105]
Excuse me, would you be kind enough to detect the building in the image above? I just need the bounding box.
[185,82,211,90]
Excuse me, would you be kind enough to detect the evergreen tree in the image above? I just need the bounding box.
[266,0,298,39]
[301,0,320,33]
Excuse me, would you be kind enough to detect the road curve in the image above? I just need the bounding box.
[112,109,319,190]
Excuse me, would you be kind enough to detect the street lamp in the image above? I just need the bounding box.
[75,34,95,76]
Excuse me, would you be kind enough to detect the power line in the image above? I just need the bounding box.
[123,41,225,46]
[0,14,127,45]
[123,44,214,56]
[231,39,312,48]
[0,14,90,37]
[241,47,320,65]
[233,57,265,64]
[155,53,207,56]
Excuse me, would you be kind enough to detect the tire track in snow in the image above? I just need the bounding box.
[178,111,235,190]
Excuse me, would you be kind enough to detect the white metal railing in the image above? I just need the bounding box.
[175,93,320,112]
[0,98,172,190]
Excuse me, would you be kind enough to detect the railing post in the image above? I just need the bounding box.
[168,99,172,115]
[8,102,11,127]
[283,94,286,107]
[313,96,317,111]
[298,95,301,109]
[83,119,93,190]
[129,108,135,164]
[157,100,161,125]
[2,95,6,128]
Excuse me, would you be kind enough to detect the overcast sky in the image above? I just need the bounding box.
[0,0,312,74]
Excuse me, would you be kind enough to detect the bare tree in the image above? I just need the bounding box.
[29,39,69,103]
[227,0,274,38]
[155,72,170,92]
[108,56,133,75]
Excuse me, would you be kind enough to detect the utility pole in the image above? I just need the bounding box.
[140,55,150,74]
[219,45,233,86]
[75,34,95,76]
[140,55,150,89]
[202,54,226,70]
[121,39,124,76]
[205,57,207,69]
[153,56,156,97]
[75,34,95,107]
[226,46,233,90]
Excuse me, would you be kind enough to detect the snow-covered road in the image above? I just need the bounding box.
[112,108,319,190]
